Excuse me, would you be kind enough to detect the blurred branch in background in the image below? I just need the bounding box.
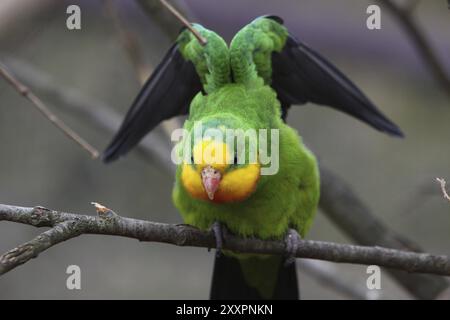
[104,0,151,84]
[2,203,450,278]
[3,57,174,173]
[299,260,375,300]
[0,62,99,158]
[320,168,450,299]
[377,0,450,97]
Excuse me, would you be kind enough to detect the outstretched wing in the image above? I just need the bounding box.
[269,17,403,136]
[102,43,202,163]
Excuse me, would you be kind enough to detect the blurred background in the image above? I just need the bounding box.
[0,0,449,299]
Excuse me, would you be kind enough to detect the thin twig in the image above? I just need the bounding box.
[1,203,450,277]
[159,0,207,45]
[377,0,450,97]
[436,178,450,203]
[0,63,99,159]
[4,57,174,173]
[320,167,449,299]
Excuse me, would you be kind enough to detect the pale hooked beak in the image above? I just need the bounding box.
[201,165,222,200]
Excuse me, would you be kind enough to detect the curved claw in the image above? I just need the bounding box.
[284,228,302,266]
[211,221,226,257]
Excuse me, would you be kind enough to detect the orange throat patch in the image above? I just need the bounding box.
[181,163,260,203]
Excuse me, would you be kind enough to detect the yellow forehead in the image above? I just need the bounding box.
[191,140,231,171]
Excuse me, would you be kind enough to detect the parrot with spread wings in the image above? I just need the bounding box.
[103,16,402,299]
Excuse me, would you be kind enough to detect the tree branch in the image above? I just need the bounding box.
[436,178,450,203]
[0,220,82,275]
[377,0,450,97]
[320,167,450,299]
[137,0,206,45]
[3,57,174,173]
[1,203,450,278]
[158,0,207,45]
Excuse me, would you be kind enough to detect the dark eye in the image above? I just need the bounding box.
[233,153,238,165]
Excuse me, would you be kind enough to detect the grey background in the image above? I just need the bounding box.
[0,0,449,299]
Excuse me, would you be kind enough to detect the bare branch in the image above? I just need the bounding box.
[436,178,450,202]
[136,0,184,39]
[320,167,450,299]
[1,203,450,278]
[377,0,450,97]
[138,0,206,45]
[4,57,174,173]
[0,220,82,275]
[158,0,207,45]
[0,62,100,159]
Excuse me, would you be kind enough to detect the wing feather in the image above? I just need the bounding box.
[102,43,202,162]
[270,24,402,136]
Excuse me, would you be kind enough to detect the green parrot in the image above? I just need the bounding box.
[103,16,402,299]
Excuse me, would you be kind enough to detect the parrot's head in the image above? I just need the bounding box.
[179,118,262,203]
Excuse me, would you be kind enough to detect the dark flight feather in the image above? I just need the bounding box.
[269,18,403,136]
[102,43,202,162]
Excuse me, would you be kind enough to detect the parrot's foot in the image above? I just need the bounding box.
[211,221,227,258]
[284,229,301,266]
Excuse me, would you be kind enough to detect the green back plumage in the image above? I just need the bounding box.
[177,17,288,91]
[177,25,231,93]
[229,17,288,86]
[173,84,319,239]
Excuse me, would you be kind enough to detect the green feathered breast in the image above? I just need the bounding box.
[172,83,320,240]
[173,17,319,240]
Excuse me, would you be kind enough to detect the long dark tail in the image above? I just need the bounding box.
[210,255,299,300]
